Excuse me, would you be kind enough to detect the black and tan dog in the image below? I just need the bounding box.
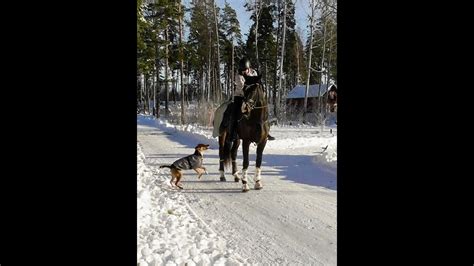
[159,144,210,189]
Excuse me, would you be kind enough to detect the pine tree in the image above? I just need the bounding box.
[220,2,243,98]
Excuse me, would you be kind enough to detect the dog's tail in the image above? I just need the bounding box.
[159,165,174,169]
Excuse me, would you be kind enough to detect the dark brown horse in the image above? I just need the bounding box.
[327,87,337,112]
[217,77,269,192]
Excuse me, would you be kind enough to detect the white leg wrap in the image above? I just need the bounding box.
[254,167,261,182]
[241,169,249,189]
[254,167,263,189]
[219,170,225,178]
[242,169,248,180]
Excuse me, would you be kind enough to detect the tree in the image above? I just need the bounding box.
[304,0,337,115]
[220,2,243,98]
[212,0,222,103]
[178,0,185,124]
[304,0,316,115]
[276,0,287,121]
[187,0,222,104]
[246,1,276,93]
[245,0,264,69]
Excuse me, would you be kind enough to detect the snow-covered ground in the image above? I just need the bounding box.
[137,114,337,265]
[138,144,247,265]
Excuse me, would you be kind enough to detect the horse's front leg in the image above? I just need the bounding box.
[241,139,251,192]
[218,135,226,181]
[231,139,241,182]
[254,138,267,190]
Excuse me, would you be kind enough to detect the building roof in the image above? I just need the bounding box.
[287,84,336,99]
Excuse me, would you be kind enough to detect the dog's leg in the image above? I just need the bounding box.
[172,169,183,189]
[195,168,205,179]
[169,170,176,187]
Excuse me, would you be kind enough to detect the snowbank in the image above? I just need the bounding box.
[137,143,247,266]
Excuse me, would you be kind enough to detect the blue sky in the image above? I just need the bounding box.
[183,0,311,43]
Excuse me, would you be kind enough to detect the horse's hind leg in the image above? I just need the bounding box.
[254,139,267,190]
[218,135,226,181]
[241,139,251,192]
[231,139,241,182]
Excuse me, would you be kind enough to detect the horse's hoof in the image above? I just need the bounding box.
[242,188,250,192]
[255,186,263,190]
[254,180,263,190]
[234,177,240,182]
[220,177,226,182]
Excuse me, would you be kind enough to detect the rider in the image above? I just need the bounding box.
[226,57,275,141]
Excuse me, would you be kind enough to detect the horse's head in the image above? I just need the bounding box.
[243,73,264,103]
[242,81,267,122]
[244,83,266,108]
[243,73,262,86]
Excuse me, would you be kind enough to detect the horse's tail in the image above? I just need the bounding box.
[222,134,232,168]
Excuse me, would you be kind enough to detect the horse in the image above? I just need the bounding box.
[327,88,337,113]
[216,75,269,192]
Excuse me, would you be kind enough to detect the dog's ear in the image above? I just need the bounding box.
[195,144,204,149]
[195,144,210,149]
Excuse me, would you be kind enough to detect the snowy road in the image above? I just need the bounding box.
[138,117,337,265]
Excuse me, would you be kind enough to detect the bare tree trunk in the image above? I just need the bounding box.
[152,71,156,116]
[155,51,160,118]
[179,1,185,124]
[207,34,212,103]
[277,0,287,121]
[212,66,216,102]
[296,34,300,84]
[138,75,142,112]
[213,0,221,104]
[225,59,228,97]
[318,15,327,117]
[141,74,145,111]
[187,60,191,105]
[282,75,287,116]
[254,0,261,69]
[304,0,315,115]
[328,22,334,84]
[144,75,147,113]
[201,70,205,103]
[148,76,152,113]
[325,22,334,114]
[273,0,281,117]
[264,60,268,97]
[172,70,177,104]
[165,27,170,115]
